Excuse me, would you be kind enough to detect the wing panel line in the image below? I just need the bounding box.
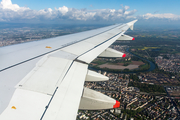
[40,87,58,120]
[0,24,123,73]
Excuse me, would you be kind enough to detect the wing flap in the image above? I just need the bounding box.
[17,54,73,95]
[42,61,88,120]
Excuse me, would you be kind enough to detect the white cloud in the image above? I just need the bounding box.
[124,6,130,11]
[1,0,180,25]
[0,0,180,24]
[0,0,138,23]
[57,6,68,15]
[0,0,29,11]
[141,13,180,20]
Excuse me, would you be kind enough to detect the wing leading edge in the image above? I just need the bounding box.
[0,20,137,120]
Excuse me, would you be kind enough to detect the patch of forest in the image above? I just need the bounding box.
[128,82,166,93]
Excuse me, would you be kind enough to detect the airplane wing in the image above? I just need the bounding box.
[0,20,137,120]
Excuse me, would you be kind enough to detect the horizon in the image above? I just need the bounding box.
[1,21,180,30]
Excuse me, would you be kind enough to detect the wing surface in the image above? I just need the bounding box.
[0,20,137,119]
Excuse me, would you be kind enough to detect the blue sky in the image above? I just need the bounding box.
[0,0,180,24]
[13,0,180,15]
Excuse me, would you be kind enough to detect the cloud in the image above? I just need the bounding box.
[0,0,137,23]
[1,0,180,24]
[2,0,180,24]
[140,13,180,20]
[0,0,29,11]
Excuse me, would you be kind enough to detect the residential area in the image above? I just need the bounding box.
[155,55,180,73]
[77,72,180,120]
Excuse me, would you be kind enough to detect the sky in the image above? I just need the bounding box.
[0,0,180,25]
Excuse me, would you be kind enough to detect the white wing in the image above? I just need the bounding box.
[0,20,137,120]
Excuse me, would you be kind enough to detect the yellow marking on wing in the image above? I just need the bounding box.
[46,46,52,48]
[11,106,16,109]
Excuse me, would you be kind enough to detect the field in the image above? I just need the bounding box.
[98,61,144,70]
[138,47,159,50]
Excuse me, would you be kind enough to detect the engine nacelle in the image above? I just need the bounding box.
[98,48,126,58]
[85,70,108,82]
[79,87,120,110]
[117,34,134,41]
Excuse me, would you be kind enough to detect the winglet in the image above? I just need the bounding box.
[127,19,138,30]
